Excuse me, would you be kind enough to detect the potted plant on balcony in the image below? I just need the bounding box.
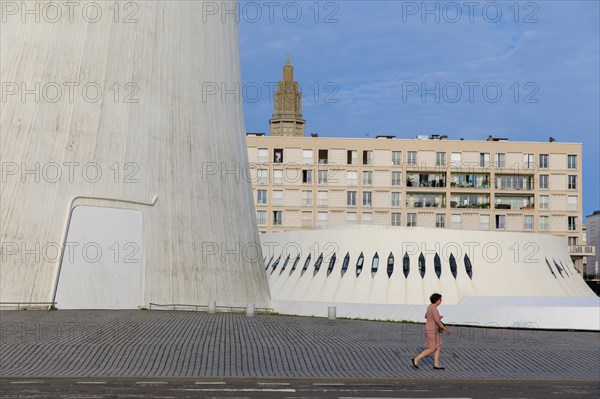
[406,176,414,187]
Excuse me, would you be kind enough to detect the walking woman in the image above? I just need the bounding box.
[411,293,450,370]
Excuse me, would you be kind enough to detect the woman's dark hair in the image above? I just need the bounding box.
[430,293,442,304]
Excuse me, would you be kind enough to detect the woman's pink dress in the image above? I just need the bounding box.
[424,303,442,350]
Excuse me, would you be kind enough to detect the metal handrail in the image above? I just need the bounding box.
[148,303,274,312]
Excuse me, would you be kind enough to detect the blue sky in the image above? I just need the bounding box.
[239,0,599,219]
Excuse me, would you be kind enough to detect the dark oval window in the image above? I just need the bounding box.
[341,252,350,276]
[545,258,556,278]
[280,255,291,274]
[327,253,337,276]
[371,252,379,276]
[313,253,324,275]
[464,254,473,279]
[265,255,273,271]
[356,252,364,277]
[449,253,457,279]
[403,252,410,278]
[290,255,301,274]
[301,253,312,276]
[553,259,564,278]
[434,253,441,279]
[387,253,394,278]
[270,256,281,273]
[418,253,425,278]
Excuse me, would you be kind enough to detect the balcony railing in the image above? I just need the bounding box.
[569,246,595,256]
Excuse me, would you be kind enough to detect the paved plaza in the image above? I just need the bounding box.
[0,310,598,381]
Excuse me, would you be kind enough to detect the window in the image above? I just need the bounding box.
[568,236,578,246]
[341,253,350,275]
[273,169,283,184]
[303,149,313,164]
[391,213,401,226]
[567,196,578,211]
[257,169,268,184]
[301,190,312,206]
[539,215,549,231]
[257,148,268,163]
[302,169,312,183]
[403,252,410,277]
[407,151,417,166]
[302,211,312,227]
[539,195,549,210]
[451,152,461,168]
[362,212,372,225]
[347,150,357,165]
[317,191,328,207]
[318,149,328,164]
[407,213,417,227]
[568,216,577,231]
[317,211,328,227]
[257,190,267,205]
[434,253,442,278]
[435,214,445,228]
[568,175,577,190]
[449,253,457,278]
[273,211,283,226]
[568,155,577,169]
[391,171,402,186]
[346,212,357,224]
[273,149,283,163]
[347,171,357,186]
[496,153,505,168]
[362,150,373,165]
[318,170,328,184]
[436,152,446,167]
[539,174,548,189]
[272,190,283,206]
[392,151,402,166]
[391,192,401,207]
[371,252,379,274]
[451,214,461,229]
[523,153,534,169]
[539,154,549,169]
[362,191,372,207]
[256,210,267,226]
[362,171,373,185]
[387,253,394,277]
[495,214,506,230]
[418,253,426,278]
[347,191,357,206]
[479,215,490,230]
[356,252,364,276]
[524,215,534,230]
[479,152,490,168]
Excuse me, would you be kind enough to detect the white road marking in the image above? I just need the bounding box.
[136,381,168,385]
[257,382,291,386]
[171,388,297,392]
[194,381,226,385]
[314,382,346,386]
[10,381,43,384]
[76,381,107,384]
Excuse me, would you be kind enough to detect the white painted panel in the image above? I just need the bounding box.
[55,206,142,309]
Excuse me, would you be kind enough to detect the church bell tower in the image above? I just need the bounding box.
[269,54,306,137]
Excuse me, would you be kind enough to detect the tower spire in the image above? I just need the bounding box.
[270,55,305,137]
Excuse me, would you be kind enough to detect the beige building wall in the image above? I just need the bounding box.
[247,135,584,253]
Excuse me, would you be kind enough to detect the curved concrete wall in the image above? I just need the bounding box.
[1,1,271,309]
[261,227,599,329]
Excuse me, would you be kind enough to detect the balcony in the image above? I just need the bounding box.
[569,246,595,256]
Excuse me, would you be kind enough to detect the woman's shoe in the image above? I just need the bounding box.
[433,366,445,370]
[411,358,418,369]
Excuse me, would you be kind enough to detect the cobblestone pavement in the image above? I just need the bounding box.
[1,311,598,380]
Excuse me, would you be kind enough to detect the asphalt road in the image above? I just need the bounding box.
[1,378,599,399]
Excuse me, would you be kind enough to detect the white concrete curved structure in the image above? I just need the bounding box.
[1,1,271,309]
[262,226,599,330]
